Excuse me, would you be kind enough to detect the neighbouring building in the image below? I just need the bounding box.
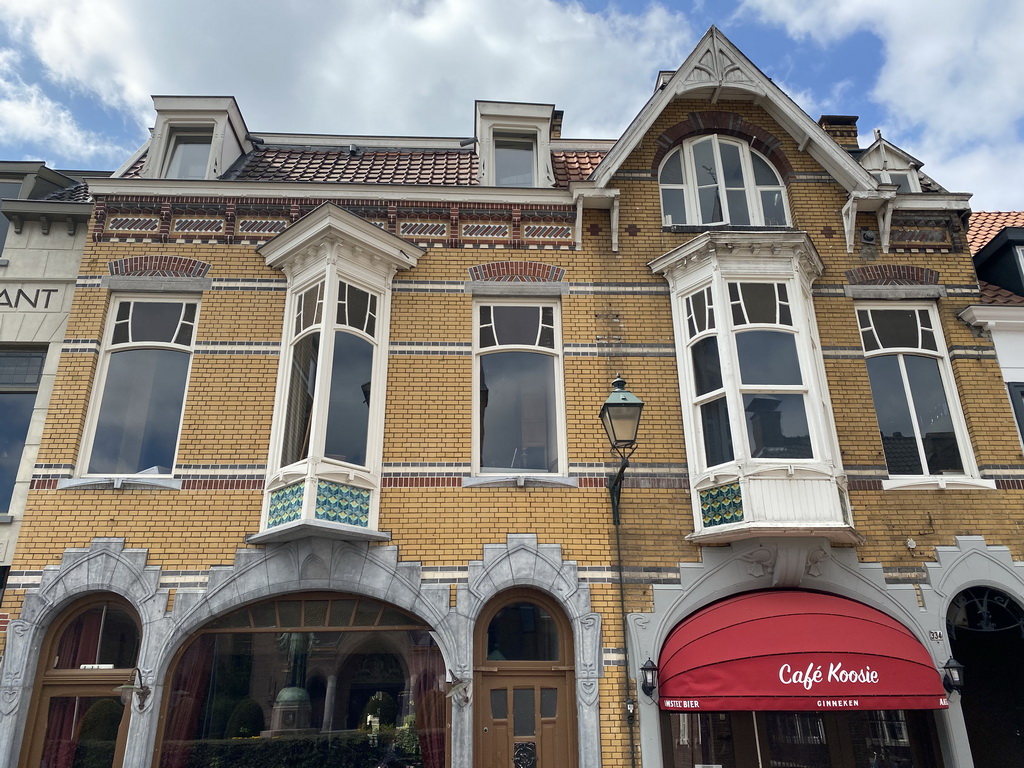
[1,28,1023,768]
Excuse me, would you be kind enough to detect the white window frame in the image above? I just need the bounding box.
[472,298,567,476]
[81,295,198,479]
[161,128,214,180]
[858,303,990,490]
[658,135,790,227]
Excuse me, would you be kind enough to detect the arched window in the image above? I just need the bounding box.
[157,594,446,768]
[659,136,788,227]
[23,596,141,768]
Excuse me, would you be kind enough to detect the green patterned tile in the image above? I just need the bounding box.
[700,482,744,527]
[315,480,371,528]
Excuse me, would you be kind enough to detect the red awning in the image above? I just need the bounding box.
[658,590,948,712]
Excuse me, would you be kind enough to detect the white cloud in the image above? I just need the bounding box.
[0,49,125,162]
[738,0,1024,209]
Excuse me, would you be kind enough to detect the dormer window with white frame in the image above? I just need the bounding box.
[659,136,789,227]
[163,129,213,179]
[859,136,922,194]
[140,96,251,182]
[255,203,422,543]
[475,101,555,188]
[651,232,856,544]
[494,132,536,187]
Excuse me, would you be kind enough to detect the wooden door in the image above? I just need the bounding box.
[477,673,572,768]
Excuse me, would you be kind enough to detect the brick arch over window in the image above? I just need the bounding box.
[468,261,565,282]
[651,111,795,183]
[846,265,940,286]
[107,255,211,278]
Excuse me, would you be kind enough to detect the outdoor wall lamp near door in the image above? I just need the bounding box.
[942,656,965,695]
[599,375,645,526]
[640,657,659,697]
[113,667,151,711]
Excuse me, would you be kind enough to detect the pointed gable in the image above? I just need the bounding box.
[592,27,876,194]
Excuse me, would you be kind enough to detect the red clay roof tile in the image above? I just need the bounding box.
[967,211,1024,254]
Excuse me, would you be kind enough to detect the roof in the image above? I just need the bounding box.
[122,146,606,188]
[979,280,1024,306]
[44,182,92,203]
[967,211,1024,254]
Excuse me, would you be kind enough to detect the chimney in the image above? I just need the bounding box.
[818,115,860,151]
[550,110,563,140]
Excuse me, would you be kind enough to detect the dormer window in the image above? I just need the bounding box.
[494,133,536,187]
[164,131,213,179]
[870,170,918,194]
[659,136,788,227]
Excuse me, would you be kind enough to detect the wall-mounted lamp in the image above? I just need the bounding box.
[942,656,965,695]
[113,667,151,712]
[640,657,659,697]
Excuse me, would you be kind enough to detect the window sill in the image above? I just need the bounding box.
[881,476,996,491]
[463,475,578,488]
[57,476,182,490]
[662,224,795,234]
[248,518,391,544]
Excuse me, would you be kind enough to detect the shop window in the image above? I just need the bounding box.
[0,347,45,511]
[494,133,536,187]
[163,131,213,179]
[659,136,789,227]
[157,594,447,768]
[23,597,141,768]
[86,298,197,476]
[476,302,564,474]
[858,306,970,479]
[280,279,378,469]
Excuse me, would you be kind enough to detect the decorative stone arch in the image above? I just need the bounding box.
[845,264,941,286]
[107,255,212,277]
[454,534,603,768]
[924,535,1024,624]
[651,111,797,184]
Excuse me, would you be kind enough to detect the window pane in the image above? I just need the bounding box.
[166,134,211,179]
[54,604,140,669]
[129,302,186,343]
[752,153,781,185]
[692,337,723,395]
[866,355,924,475]
[734,283,780,325]
[491,689,508,720]
[870,309,922,349]
[761,189,787,225]
[487,602,560,661]
[0,392,35,511]
[89,349,189,474]
[698,186,724,223]
[701,397,734,466]
[662,187,686,225]
[904,355,963,474]
[890,173,912,193]
[743,394,812,459]
[41,696,125,767]
[324,332,373,466]
[720,142,745,187]
[281,332,319,466]
[480,352,557,472]
[491,306,541,346]
[726,189,750,225]
[540,688,557,718]
[736,331,802,385]
[495,136,534,187]
[513,689,536,737]
[659,151,684,184]
[692,138,717,186]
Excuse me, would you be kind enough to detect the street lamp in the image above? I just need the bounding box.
[942,656,965,695]
[600,375,644,525]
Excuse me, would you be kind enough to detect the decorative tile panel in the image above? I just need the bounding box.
[267,482,305,528]
[237,218,289,235]
[107,216,160,233]
[315,480,371,528]
[400,221,448,238]
[523,224,573,240]
[462,223,509,239]
[172,217,225,234]
[700,482,743,527]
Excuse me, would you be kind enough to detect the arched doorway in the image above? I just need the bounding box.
[21,595,142,768]
[474,589,577,768]
[947,586,1024,767]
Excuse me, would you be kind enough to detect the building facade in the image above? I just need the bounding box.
[1,28,1023,768]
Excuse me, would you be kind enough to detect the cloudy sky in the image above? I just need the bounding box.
[0,0,1020,211]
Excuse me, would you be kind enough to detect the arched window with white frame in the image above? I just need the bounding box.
[659,136,789,227]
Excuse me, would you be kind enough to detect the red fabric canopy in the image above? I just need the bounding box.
[658,590,948,712]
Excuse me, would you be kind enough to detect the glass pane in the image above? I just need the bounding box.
[495,136,534,187]
[130,302,185,343]
[166,135,211,179]
[353,601,382,626]
[720,142,745,187]
[692,138,717,186]
[513,689,535,736]
[736,331,802,385]
[905,355,963,474]
[662,187,686,225]
[0,391,35,511]
[659,152,683,184]
[487,602,560,661]
[281,332,319,466]
[480,352,557,472]
[752,152,781,185]
[726,189,750,225]
[540,688,557,718]
[686,288,712,336]
[55,605,140,669]
[328,599,356,626]
[701,397,735,466]
[692,337,723,395]
[491,305,541,346]
[250,601,277,627]
[761,189,787,225]
[870,309,922,350]
[735,283,779,325]
[89,349,189,474]
[379,606,420,626]
[41,696,125,768]
[278,600,302,627]
[890,172,912,193]
[765,712,829,766]
[698,186,724,223]
[304,600,329,627]
[491,689,508,720]
[743,394,812,459]
[296,283,323,335]
[324,332,373,466]
[338,283,375,336]
[866,356,924,474]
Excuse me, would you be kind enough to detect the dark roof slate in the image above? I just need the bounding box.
[44,182,91,202]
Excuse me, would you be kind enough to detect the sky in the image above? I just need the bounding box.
[0,0,1021,211]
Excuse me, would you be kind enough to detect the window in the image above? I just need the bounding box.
[87,298,197,475]
[280,278,378,470]
[0,348,45,511]
[494,132,536,187]
[859,306,967,477]
[1009,383,1024,443]
[163,131,213,179]
[660,136,788,227]
[870,170,917,193]
[684,281,813,469]
[476,303,563,474]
